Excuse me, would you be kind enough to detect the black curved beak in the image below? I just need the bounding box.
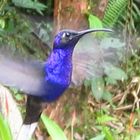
[75,28,113,38]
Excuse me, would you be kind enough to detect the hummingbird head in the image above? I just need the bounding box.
[53,28,112,49]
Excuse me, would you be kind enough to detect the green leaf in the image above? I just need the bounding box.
[135,134,140,140]
[102,0,128,27]
[0,113,12,140]
[102,127,114,140]
[105,77,117,85]
[0,19,5,29]
[88,14,103,29]
[103,63,127,80]
[41,114,67,140]
[12,0,46,14]
[5,19,15,33]
[91,77,105,101]
[102,91,113,102]
[96,114,116,124]
[133,3,140,17]
[90,134,105,140]
[88,14,110,37]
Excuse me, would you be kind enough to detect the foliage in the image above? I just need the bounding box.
[88,14,103,29]
[0,1,50,59]
[89,0,140,35]
[103,0,140,35]
[125,50,140,78]
[0,112,68,140]
[102,0,128,28]
[90,134,105,140]
[41,114,67,140]
[91,77,105,101]
[104,63,127,81]
[122,0,140,35]
[12,0,46,14]
[87,0,140,103]
[87,7,140,140]
[0,113,12,140]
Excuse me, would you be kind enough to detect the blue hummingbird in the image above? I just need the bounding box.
[0,28,113,140]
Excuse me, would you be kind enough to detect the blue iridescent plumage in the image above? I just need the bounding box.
[43,49,72,101]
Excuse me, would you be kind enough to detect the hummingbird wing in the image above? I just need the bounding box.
[0,50,45,96]
[72,34,125,86]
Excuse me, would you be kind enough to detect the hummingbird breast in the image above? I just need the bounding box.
[40,49,73,102]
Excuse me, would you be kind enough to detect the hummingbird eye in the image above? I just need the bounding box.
[62,32,70,39]
[66,32,70,37]
[61,32,72,44]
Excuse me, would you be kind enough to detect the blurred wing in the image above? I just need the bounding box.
[72,34,124,86]
[0,51,45,96]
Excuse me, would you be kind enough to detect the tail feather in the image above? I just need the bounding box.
[17,96,45,140]
[17,123,38,140]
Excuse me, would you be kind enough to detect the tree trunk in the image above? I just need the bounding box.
[93,0,108,19]
[54,0,89,33]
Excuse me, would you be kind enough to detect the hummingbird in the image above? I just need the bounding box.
[0,28,115,140]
